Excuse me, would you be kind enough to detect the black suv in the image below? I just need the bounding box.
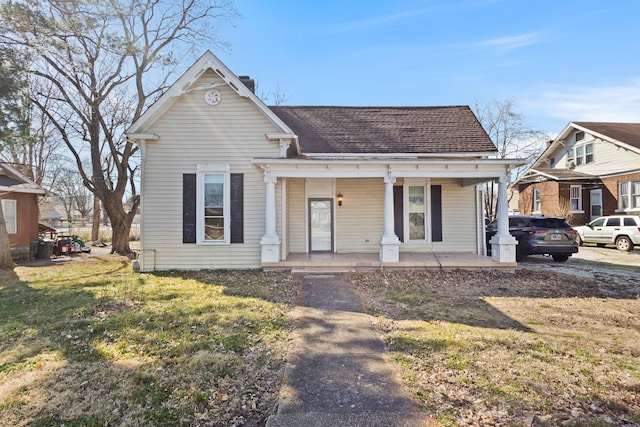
[486,216,579,262]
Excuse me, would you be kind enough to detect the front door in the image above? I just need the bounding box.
[309,198,333,252]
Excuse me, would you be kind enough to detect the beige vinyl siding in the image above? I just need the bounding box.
[287,178,306,253]
[139,71,282,271]
[335,178,384,252]
[400,179,477,253]
[437,179,477,251]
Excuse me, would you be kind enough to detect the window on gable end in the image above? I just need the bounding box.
[567,148,575,166]
[575,131,585,141]
[575,146,584,166]
[585,143,594,164]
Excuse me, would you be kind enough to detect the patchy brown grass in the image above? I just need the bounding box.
[0,257,299,426]
[349,269,640,427]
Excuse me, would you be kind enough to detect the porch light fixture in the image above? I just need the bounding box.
[337,193,343,206]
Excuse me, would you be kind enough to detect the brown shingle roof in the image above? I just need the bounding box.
[574,122,640,149]
[269,106,497,155]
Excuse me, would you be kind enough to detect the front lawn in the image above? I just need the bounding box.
[0,256,299,426]
[350,269,640,426]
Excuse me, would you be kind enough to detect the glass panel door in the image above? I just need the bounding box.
[309,199,333,252]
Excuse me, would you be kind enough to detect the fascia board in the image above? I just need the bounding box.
[0,185,46,194]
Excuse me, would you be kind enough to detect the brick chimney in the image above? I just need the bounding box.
[239,75,255,93]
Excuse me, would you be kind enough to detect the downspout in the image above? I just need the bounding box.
[126,133,159,271]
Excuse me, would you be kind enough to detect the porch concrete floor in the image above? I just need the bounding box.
[263,252,516,273]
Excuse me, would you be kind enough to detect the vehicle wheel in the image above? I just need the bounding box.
[615,236,634,251]
[552,254,569,262]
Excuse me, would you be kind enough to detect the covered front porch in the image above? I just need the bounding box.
[255,157,522,269]
[263,251,516,273]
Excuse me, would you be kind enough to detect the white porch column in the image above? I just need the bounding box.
[489,176,518,262]
[260,168,281,263]
[380,172,400,262]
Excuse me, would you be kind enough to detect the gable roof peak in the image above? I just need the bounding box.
[126,50,294,137]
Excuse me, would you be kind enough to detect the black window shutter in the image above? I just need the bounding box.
[431,185,442,242]
[230,173,244,243]
[183,174,197,243]
[393,186,404,242]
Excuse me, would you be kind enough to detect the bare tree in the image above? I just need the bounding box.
[474,99,548,220]
[52,168,93,225]
[0,0,237,255]
[0,46,25,268]
[256,81,291,106]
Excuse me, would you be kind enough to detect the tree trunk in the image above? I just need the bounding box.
[0,201,15,270]
[110,215,133,255]
[91,196,100,241]
[101,195,134,255]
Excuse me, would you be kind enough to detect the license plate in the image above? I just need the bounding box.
[550,234,562,240]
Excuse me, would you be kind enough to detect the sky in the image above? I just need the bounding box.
[214,0,640,136]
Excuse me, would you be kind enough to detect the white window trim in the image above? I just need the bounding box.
[572,142,594,166]
[196,164,231,245]
[617,180,640,212]
[569,185,583,213]
[1,199,17,234]
[532,188,541,214]
[403,178,431,243]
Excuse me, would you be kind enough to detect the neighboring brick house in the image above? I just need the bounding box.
[515,122,640,226]
[0,162,46,260]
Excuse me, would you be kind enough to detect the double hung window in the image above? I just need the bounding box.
[618,180,640,210]
[570,185,582,212]
[532,188,541,213]
[573,143,594,166]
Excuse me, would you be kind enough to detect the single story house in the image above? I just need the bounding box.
[515,122,640,225]
[0,162,46,260]
[126,51,522,272]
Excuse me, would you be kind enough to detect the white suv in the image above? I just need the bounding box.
[574,215,640,251]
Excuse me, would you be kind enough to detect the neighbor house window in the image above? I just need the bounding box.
[574,143,594,166]
[570,185,582,212]
[585,144,594,163]
[408,185,426,240]
[532,188,541,213]
[567,148,575,166]
[196,164,230,244]
[618,180,640,210]
[575,145,584,166]
[575,131,585,141]
[1,199,17,234]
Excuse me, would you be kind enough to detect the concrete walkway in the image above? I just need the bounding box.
[266,274,437,427]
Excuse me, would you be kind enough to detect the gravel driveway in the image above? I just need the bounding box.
[518,245,640,287]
